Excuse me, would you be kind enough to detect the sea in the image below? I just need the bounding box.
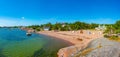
[0,28,71,57]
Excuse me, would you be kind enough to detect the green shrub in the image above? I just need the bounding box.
[104,35,110,38]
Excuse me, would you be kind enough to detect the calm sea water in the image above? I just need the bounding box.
[0,28,71,57]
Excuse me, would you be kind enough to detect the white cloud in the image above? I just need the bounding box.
[21,17,24,19]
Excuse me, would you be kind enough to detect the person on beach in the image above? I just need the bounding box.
[87,30,91,35]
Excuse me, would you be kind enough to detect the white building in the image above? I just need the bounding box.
[43,27,50,31]
[95,25,106,30]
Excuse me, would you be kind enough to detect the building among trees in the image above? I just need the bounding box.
[95,25,106,30]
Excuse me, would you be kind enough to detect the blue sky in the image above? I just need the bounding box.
[0,0,120,26]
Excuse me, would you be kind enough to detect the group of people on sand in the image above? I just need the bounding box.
[72,30,102,35]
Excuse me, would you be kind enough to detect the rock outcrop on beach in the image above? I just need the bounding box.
[75,38,120,57]
[58,45,85,57]
[58,38,120,57]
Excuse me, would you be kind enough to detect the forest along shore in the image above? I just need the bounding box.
[38,30,104,57]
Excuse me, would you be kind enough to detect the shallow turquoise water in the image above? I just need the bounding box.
[0,28,71,57]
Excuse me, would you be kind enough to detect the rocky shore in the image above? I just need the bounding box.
[74,38,120,57]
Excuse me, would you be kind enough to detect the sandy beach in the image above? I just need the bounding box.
[38,30,104,57]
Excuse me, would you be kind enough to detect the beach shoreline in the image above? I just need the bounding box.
[37,30,104,57]
[38,33,74,46]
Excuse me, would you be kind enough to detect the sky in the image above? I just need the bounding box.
[0,0,120,26]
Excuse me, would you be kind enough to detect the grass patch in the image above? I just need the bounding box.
[104,35,120,42]
[108,37,120,42]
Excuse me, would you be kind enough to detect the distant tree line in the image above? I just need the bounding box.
[27,21,99,31]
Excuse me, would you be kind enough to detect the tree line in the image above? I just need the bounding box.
[27,21,99,31]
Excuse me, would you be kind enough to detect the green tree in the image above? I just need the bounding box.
[114,20,120,29]
[52,23,62,30]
